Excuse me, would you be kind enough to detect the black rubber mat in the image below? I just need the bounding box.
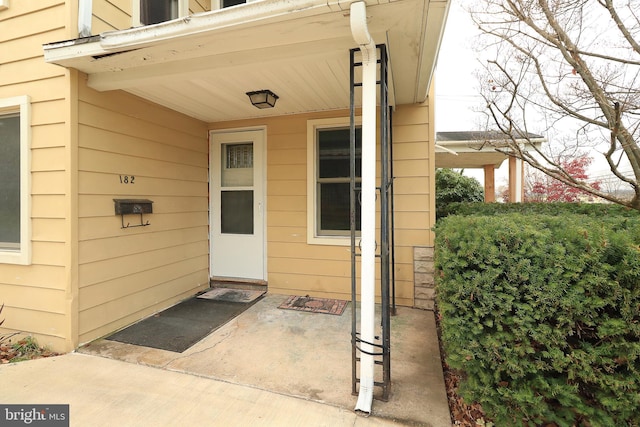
[105,296,260,353]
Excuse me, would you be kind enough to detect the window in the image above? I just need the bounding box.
[307,118,362,245]
[134,0,187,26]
[0,96,31,265]
[222,0,246,7]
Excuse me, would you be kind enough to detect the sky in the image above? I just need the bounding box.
[434,0,506,185]
[435,0,483,133]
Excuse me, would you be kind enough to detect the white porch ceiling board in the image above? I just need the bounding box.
[87,36,354,92]
[44,0,451,122]
[126,53,355,122]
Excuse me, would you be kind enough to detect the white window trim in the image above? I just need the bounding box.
[132,0,188,27]
[0,1,9,12]
[0,96,32,265]
[306,117,361,246]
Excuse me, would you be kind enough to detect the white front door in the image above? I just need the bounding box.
[210,129,265,281]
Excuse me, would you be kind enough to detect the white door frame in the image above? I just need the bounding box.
[209,127,267,282]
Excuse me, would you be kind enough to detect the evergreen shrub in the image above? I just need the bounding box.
[435,213,640,426]
[443,201,640,218]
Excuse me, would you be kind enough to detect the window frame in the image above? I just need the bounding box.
[132,0,188,27]
[0,95,31,265]
[306,117,361,246]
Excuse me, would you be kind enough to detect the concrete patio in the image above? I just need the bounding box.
[1,293,451,426]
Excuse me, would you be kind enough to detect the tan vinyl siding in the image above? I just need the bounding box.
[190,0,211,14]
[76,81,209,345]
[92,0,131,32]
[210,103,435,306]
[0,2,72,352]
[393,102,434,304]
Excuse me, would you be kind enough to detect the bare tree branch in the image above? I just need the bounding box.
[470,0,640,210]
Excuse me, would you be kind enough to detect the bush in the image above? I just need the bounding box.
[442,201,640,218]
[435,169,484,219]
[435,213,640,426]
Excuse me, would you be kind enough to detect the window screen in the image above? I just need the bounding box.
[0,113,20,248]
[316,127,361,235]
[140,0,178,25]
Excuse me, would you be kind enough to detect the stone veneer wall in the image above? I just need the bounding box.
[414,246,435,310]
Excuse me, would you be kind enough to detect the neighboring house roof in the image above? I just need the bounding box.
[435,130,546,168]
[43,0,450,123]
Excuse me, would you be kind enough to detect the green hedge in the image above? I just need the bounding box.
[435,213,640,426]
[442,202,640,218]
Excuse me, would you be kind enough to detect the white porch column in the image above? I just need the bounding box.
[508,156,524,202]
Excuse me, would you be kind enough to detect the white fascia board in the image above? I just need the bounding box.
[416,0,451,103]
[436,137,545,153]
[99,0,365,50]
[44,0,370,65]
[43,38,111,65]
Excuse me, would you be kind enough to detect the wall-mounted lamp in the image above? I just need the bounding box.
[246,89,279,109]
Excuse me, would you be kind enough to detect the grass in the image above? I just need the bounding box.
[0,303,59,363]
[1,335,59,363]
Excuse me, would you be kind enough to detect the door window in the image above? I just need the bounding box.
[220,143,254,235]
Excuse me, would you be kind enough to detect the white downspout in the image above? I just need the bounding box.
[351,1,377,415]
[78,0,93,38]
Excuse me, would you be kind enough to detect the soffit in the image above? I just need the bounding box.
[435,151,509,169]
[434,136,545,169]
[44,0,450,123]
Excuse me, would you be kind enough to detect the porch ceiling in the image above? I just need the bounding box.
[43,0,450,123]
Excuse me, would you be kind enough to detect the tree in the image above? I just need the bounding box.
[435,168,484,218]
[526,154,602,202]
[470,0,640,210]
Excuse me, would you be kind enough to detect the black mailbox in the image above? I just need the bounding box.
[114,199,153,215]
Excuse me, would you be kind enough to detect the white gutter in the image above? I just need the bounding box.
[351,1,377,415]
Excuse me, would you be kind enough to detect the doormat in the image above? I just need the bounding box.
[278,295,348,315]
[105,296,262,353]
[197,288,265,303]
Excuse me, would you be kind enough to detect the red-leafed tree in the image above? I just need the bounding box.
[526,155,602,202]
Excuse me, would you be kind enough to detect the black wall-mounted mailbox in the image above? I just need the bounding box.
[114,199,153,215]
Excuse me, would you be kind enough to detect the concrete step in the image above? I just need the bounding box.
[209,280,267,292]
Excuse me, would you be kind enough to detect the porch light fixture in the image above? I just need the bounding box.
[246,90,279,109]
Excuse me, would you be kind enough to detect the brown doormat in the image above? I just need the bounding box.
[278,295,348,315]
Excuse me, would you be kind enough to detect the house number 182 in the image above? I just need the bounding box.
[119,175,135,184]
